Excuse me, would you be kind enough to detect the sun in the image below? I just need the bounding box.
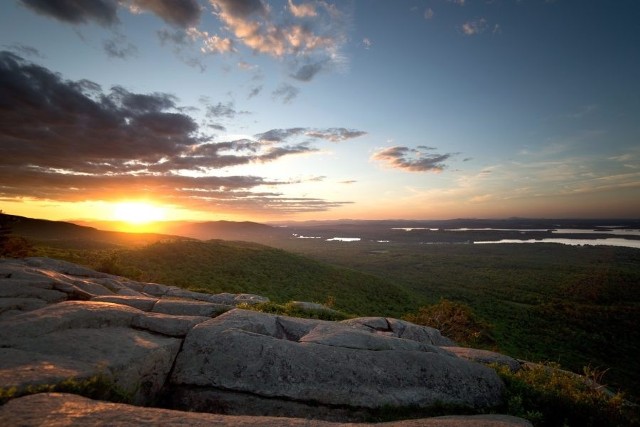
[112,201,166,225]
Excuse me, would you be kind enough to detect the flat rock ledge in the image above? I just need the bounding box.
[0,394,533,427]
[0,257,531,425]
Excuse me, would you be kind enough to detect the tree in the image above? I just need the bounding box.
[0,211,32,258]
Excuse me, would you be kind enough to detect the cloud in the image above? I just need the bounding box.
[305,128,367,142]
[209,0,349,81]
[272,83,299,104]
[362,38,372,49]
[19,0,119,26]
[461,18,488,36]
[567,104,598,119]
[125,0,202,28]
[204,101,238,119]
[255,127,366,143]
[371,146,454,173]
[103,35,138,59]
[20,0,350,83]
[255,128,306,143]
[424,8,434,20]
[186,27,235,54]
[247,85,262,99]
[0,52,358,213]
[20,0,202,29]
[156,29,207,70]
[290,61,325,82]
[288,0,317,18]
[3,43,44,58]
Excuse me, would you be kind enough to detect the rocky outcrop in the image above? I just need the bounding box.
[0,257,531,425]
[171,309,503,419]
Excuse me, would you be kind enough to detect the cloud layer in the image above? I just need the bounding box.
[0,52,365,213]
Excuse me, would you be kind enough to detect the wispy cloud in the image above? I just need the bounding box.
[424,8,434,20]
[288,0,317,18]
[372,146,455,173]
[272,83,300,104]
[461,18,488,36]
[103,34,138,59]
[255,127,366,143]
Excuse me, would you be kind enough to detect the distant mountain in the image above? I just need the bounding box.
[160,220,288,242]
[1,213,189,249]
[74,219,289,244]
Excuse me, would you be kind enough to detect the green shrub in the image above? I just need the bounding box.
[237,301,351,321]
[495,362,638,426]
[402,299,496,347]
[0,373,132,406]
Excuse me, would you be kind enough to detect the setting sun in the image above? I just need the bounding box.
[112,202,166,225]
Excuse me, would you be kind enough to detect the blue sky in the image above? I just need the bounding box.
[1,0,638,222]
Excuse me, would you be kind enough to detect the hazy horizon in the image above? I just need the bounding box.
[1,1,639,225]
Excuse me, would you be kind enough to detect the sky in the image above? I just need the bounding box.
[1,0,639,224]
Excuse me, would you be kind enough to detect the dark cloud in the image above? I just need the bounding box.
[111,86,177,113]
[128,0,201,28]
[20,0,201,29]
[0,52,196,172]
[372,146,454,173]
[0,52,358,213]
[20,0,119,26]
[272,83,299,104]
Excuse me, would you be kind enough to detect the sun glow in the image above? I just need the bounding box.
[112,201,166,225]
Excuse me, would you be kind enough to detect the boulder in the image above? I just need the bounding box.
[0,393,533,426]
[0,301,182,404]
[171,309,504,418]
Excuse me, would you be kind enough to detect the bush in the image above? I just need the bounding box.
[402,299,495,347]
[237,301,351,321]
[496,362,638,426]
